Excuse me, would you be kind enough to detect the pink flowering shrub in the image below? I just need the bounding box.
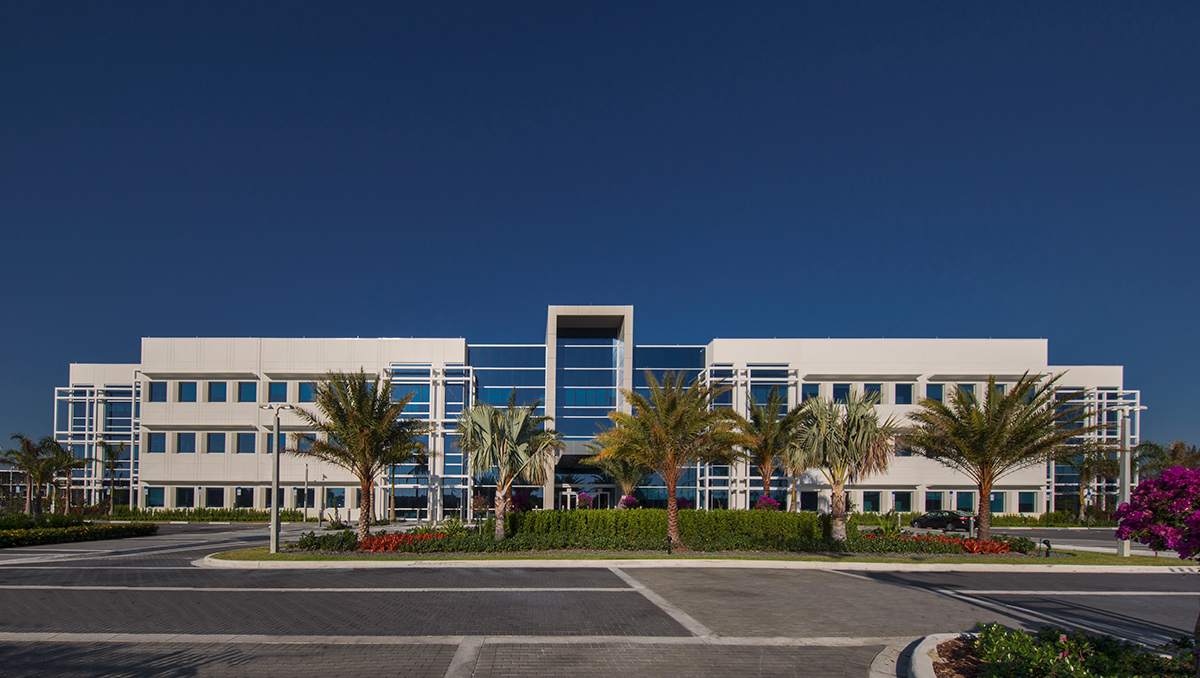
[1114,466,1200,559]
[576,492,594,510]
[619,495,639,509]
[754,495,782,511]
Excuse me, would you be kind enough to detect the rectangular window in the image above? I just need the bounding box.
[893,491,912,513]
[925,491,943,511]
[148,382,167,402]
[1018,491,1036,514]
[148,432,166,454]
[299,382,316,403]
[833,384,850,404]
[956,491,975,512]
[237,382,257,403]
[926,383,944,403]
[864,383,882,403]
[958,383,975,397]
[146,487,165,508]
[895,383,914,405]
[264,487,285,508]
[268,382,288,403]
[862,491,881,513]
[206,432,225,454]
[296,434,313,453]
[236,432,255,454]
[990,491,1005,514]
[326,488,346,508]
[266,433,285,454]
[178,382,197,402]
[234,487,253,509]
[207,382,227,402]
[294,488,315,508]
[205,487,225,508]
[175,487,195,508]
[801,383,820,402]
[177,432,195,454]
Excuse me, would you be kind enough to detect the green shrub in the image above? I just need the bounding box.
[295,530,359,552]
[976,623,1192,677]
[111,506,309,522]
[0,523,157,548]
[990,511,1117,528]
[992,534,1038,554]
[0,513,85,530]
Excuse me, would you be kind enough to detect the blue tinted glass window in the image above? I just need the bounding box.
[178,382,197,402]
[925,491,943,511]
[146,487,165,507]
[177,433,195,454]
[236,488,255,508]
[148,432,166,453]
[175,487,194,508]
[802,384,820,402]
[326,488,345,508]
[206,432,225,454]
[266,433,285,454]
[1018,492,1036,513]
[149,382,167,402]
[990,491,1005,513]
[238,382,257,403]
[864,384,882,403]
[958,383,975,397]
[833,384,850,404]
[893,491,912,512]
[205,487,225,508]
[993,383,1006,397]
[207,382,226,402]
[926,384,943,402]
[895,383,914,405]
[298,382,315,402]
[956,491,975,512]
[297,434,313,453]
[268,382,288,402]
[862,491,880,513]
[236,432,255,454]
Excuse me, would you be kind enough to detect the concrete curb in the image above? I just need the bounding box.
[198,554,1200,573]
[908,633,969,678]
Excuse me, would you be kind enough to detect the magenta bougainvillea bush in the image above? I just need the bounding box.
[1114,466,1200,559]
[754,495,782,511]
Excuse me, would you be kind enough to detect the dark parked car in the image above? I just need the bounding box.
[910,510,976,532]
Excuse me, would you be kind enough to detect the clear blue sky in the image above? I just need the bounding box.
[1,2,1196,444]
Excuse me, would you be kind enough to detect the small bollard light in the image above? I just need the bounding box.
[667,536,672,555]
[1043,539,1052,558]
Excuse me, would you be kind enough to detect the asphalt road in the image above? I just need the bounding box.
[0,524,1193,677]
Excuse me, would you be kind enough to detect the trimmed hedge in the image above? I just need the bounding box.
[0,523,159,548]
[112,506,310,522]
[0,513,85,530]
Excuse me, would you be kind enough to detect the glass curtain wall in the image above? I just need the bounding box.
[630,347,708,509]
[54,384,140,508]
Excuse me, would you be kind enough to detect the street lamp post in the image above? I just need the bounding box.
[261,403,294,554]
[1116,403,1147,557]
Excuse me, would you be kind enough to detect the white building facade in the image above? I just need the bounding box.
[53,305,1139,520]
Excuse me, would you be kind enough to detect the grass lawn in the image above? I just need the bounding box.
[210,546,1182,567]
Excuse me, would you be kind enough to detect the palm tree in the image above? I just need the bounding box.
[736,387,812,508]
[40,438,90,514]
[782,437,817,513]
[2,434,45,514]
[797,392,898,540]
[1135,440,1200,480]
[289,369,429,543]
[593,371,746,549]
[905,373,1095,541]
[1054,443,1120,524]
[583,443,649,508]
[95,441,126,515]
[457,390,564,540]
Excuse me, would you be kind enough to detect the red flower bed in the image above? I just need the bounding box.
[359,532,447,552]
[860,533,1011,554]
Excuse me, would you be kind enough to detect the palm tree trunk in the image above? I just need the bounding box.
[790,473,799,512]
[1077,471,1089,524]
[494,484,508,540]
[109,472,115,516]
[24,478,32,515]
[977,478,993,541]
[666,483,682,549]
[357,478,372,544]
[830,482,848,541]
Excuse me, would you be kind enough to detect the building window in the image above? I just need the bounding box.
[993,383,1006,397]
[264,487,285,508]
[295,488,315,508]
[234,487,253,509]
[800,491,818,511]
[990,491,1005,514]
[205,487,225,508]
[926,383,944,403]
[178,382,197,402]
[895,383,914,405]
[326,488,346,508]
[148,433,166,454]
[208,382,227,402]
[925,491,943,511]
[864,383,882,403]
[236,432,255,454]
[296,434,313,453]
[299,382,316,403]
[237,382,257,403]
[268,382,288,403]
[146,487,165,508]
[177,433,195,454]
[862,491,881,513]
[893,491,912,513]
[956,491,975,512]
[148,382,167,402]
[958,383,975,398]
[1018,491,1036,514]
[266,433,285,454]
[175,487,195,508]
[833,384,850,404]
[206,432,225,454]
[801,384,820,402]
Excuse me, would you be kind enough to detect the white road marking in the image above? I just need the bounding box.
[443,636,484,678]
[0,585,637,593]
[609,567,714,637]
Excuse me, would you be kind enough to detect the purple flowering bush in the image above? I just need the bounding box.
[619,495,639,509]
[1115,466,1200,559]
[754,495,782,511]
[576,492,594,510]
[676,496,694,509]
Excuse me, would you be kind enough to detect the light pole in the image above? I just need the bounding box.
[304,464,309,522]
[260,403,294,553]
[1116,403,1148,557]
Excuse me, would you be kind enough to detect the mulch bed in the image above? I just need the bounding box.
[934,637,985,678]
